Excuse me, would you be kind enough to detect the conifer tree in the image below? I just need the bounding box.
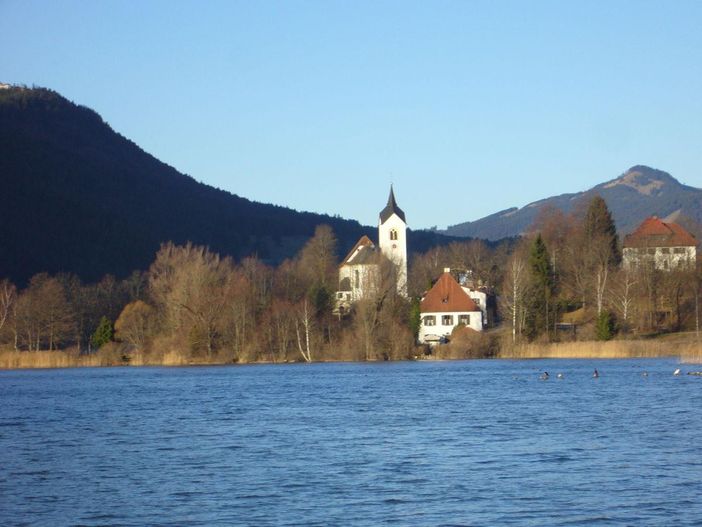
[584,195,621,265]
[584,195,621,315]
[526,234,554,340]
[91,316,113,349]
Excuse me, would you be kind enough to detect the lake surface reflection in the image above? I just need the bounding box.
[1,359,702,526]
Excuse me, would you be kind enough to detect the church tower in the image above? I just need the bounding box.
[378,186,408,297]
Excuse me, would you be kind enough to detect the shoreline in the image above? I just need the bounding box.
[2,337,701,370]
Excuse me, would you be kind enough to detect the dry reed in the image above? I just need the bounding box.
[499,339,695,360]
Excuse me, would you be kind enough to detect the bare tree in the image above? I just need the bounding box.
[0,279,17,340]
[294,298,314,362]
[609,268,637,331]
[501,246,528,344]
[115,300,156,350]
[149,242,233,356]
[14,274,75,351]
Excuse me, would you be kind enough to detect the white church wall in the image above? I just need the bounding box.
[379,213,408,297]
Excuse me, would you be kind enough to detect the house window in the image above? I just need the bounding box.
[390,229,398,241]
[354,270,360,288]
[472,297,480,306]
[647,248,655,255]
[442,315,454,325]
[661,248,670,254]
[423,315,436,326]
[674,247,686,254]
[459,314,470,325]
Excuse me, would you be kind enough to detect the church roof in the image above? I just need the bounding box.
[420,272,480,313]
[340,235,377,266]
[623,216,697,248]
[379,186,406,224]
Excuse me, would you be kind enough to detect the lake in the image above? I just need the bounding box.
[1,359,701,526]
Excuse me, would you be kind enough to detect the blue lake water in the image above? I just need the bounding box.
[1,359,702,526]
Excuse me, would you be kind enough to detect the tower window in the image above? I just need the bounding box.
[390,229,398,241]
[354,270,360,288]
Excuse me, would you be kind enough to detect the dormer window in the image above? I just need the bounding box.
[390,229,398,241]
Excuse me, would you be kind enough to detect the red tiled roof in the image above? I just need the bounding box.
[420,272,480,313]
[340,235,376,266]
[623,217,697,248]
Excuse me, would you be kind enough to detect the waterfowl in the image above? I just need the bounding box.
[540,372,549,381]
[557,373,564,379]
[593,369,599,378]
[674,368,681,376]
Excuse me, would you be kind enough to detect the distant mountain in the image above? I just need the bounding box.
[0,86,456,285]
[444,166,702,240]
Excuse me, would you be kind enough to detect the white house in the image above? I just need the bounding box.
[622,216,697,271]
[418,269,483,345]
[336,187,408,312]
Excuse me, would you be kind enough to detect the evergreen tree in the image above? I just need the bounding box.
[409,298,421,341]
[595,310,616,340]
[584,195,621,265]
[91,316,113,349]
[525,234,555,340]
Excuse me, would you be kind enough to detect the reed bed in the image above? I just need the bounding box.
[500,339,698,360]
[0,349,111,369]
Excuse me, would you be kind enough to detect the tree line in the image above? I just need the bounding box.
[0,226,414,363]
[1,196,700,363]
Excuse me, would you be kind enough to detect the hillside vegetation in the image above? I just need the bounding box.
[0,86,454,284]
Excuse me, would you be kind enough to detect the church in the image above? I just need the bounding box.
[335,187,408,313]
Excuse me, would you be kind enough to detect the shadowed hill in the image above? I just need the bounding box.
[0,86,457,284]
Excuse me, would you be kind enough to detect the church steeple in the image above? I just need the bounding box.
[379,185,406,223]
[378,185,408,296]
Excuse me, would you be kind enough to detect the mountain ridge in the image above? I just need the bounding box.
[444,165,702,240]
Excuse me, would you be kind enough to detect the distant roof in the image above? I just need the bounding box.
[340,235,377,266]
[379,185,406,223]
[623,216,697,248]
[420,272,480,313]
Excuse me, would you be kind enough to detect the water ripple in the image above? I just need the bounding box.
[1,359,702,526]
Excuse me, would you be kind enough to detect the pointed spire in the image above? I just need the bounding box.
[379,185,406,223]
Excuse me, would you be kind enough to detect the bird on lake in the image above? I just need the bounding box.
[674,368,681,376]
[642,372,648,377]
[593,369,599,378]
[540,372,549,381]
[557,373,564,379]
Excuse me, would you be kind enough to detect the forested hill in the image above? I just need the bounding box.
[444,165,702,240]
[0,86,454,284]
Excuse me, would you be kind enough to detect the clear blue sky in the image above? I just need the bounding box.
[2,1,701,229]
